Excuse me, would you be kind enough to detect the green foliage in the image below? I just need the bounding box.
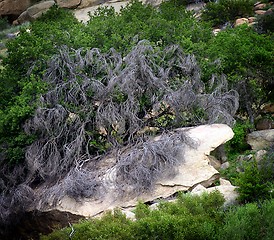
[41,209,134,240]
[256,11,274,34]
[219,203,262,240]
[0,17,9,31]
[203,25,274,119]
[41,191,225,240]
[201,0,255,26]
[219,199,274,240]
[236,160,271,203]
[84,0,212,54]
[226,121,252,154]
[258,146,274,182]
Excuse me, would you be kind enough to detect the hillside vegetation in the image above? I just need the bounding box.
[0,0,273,239]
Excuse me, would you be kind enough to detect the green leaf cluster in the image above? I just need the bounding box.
[41,192,274,240]
[201,0,255,26]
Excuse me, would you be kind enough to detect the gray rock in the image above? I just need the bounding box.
[247,129,274,150]
[56,0,81,8]
[41,124,233,218]
[255,150,267,162]
[17,0,55,23]
[191,178,238,206]
[220,162,230,170]
[0,0,31,16]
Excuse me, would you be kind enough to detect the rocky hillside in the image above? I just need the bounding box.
[0,0,273,239]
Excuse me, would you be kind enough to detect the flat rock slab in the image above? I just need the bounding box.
[46,124,234,217]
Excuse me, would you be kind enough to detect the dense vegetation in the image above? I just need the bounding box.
[0,0,273,239]
[42,191,274,240]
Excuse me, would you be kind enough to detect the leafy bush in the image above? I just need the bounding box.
[0,17,9,31]
[226,121,252,154]
[201,0,255,26]
[219,203,262,240]
[219,199,274,240]
[236,160,271,203]
[41,191,225,240]
[202,25,274,122]
[256,11,274,34]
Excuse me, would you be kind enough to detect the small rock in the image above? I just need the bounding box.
[56,0,81,8]
[255,150,267,162]
[262,103,274,114]
[191,184,207,194]
[213,28,221,35]
[219,178,232,186]
[265,8,273,15]
[121,210,136,220]
[247,129,274,150]
[208,155,221,170]
[254,3,267,10]
[191,179,238,206]
[248,22,256,27]
[248,17,256,23]
[220,162,230,170]
[149,202,159,211]
[237,154,253,163]
[255,10,267,15]
[235,18,249,26]
[256,118,274,130]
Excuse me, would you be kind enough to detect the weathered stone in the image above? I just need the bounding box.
[40,124,233,218]
[262,103,274,113]
[256,118,274,130]
[265,8,273,15]
[208,155,221,170]
[237,154,253,163]
[78,0,103,8]
[247,129,274,150]
[27,1,55,18]
[213,28,221,35]
[220,161,230,170]
[17,0,55,23]
[17,10,31,24]
[56,0,81,8]
[248,16,256,23]
[255,10,267,15]
[191,178,238,206]
[0,0,31,16]
[235,18,249,26]
[254,3,267,10]
[255,149,267,162]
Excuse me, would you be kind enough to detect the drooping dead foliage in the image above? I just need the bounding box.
[0,40,239,229]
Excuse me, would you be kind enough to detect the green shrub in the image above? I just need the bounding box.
[226,121,252,154]
[41,191,225,240]
[202,0,255,26]
[256,11,274,34]
[218,203,262,240]
[258,146,274,182]
[0,17,9,31]
[236,160,271,203]
[202,25,274,121]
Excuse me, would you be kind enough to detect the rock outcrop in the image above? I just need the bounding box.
[56,0,81,8]
[3,124,235,239]
[0,0,32,16]
[37,124,234,218]
[191,178,238,206]
[247,129,274,150]
[17,0,55,24]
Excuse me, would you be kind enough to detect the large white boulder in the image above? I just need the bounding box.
[44,124,234,217]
